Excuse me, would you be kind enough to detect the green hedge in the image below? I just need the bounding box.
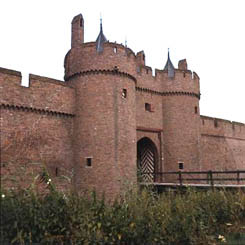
[1,185,245,244]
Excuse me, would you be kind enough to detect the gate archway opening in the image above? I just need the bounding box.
[137,137,158,183]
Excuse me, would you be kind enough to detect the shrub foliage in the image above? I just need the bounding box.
[1,182,245,244]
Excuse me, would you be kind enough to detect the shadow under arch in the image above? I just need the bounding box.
[137,137,158,182]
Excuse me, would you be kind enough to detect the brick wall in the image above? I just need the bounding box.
[0,67,75,114]
[0,68,75,190]
[200,116,245,171]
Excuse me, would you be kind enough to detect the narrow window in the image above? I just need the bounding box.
[195,106,198,114]
[80,18,83,27]
[145,103,151,112]
[183,72,186,78]
[143,54,145,61]
[214,119,218,128]
[122,89,127,98]
[114,47,117,53]
[179,162,184,170]
[86,157,92,167]
[55,167,59,176]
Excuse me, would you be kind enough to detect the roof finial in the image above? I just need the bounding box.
[100,13,102,30]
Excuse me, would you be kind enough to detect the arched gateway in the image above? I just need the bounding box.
[137,137,158,182]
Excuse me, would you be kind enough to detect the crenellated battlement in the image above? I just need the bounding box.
[201,115,245,139]
[64,41,137,80]
[160,69,200,96]
[66,26,201,99]
[0,67,75,115]
[0,67,21,77]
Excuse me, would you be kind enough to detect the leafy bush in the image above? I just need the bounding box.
[1,183,245,244]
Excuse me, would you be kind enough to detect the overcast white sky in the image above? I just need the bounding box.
[0,0,244,123]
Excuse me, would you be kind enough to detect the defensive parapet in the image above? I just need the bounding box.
[0,67,75,115]
[65,42,137,81]
[200,116,245,171]
[161,69,200,96]
[201,115,245,139]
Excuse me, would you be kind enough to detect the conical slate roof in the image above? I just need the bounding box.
[96,19,107,53]
[164,49,175,78]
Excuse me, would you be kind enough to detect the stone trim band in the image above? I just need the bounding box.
[201,133,245,141]
[0,103,75,118]
[137,126,163,133]
[136,86,201,99]
[65,69,137,83]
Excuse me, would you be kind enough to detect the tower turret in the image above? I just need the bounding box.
[161,53,201,177]
[65,14,137,198]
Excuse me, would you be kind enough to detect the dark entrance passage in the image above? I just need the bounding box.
[137,137,158,182]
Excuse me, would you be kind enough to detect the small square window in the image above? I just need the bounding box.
[145,103,151,112]
[122,89,127,98]
[179,162,184,170]
[145,103,154,112]
[195,106,198,114]
[86,157,92,167]
[214,119,218,128]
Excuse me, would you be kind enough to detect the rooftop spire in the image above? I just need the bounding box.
[164,49,175,78]
[96,16,107,53]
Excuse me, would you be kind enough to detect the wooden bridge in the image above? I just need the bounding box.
[139,170,245,192]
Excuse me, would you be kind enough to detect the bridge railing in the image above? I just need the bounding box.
[140,170,245,187]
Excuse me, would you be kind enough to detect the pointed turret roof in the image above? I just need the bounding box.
[96,19,107,53]
[164,49,175,78]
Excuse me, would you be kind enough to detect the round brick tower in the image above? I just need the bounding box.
[64,14,137,197]
[161,53,201,177]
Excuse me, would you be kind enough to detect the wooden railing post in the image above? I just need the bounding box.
[209,170,214,189]
[237,170,240,184]
[178,171,182,186]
